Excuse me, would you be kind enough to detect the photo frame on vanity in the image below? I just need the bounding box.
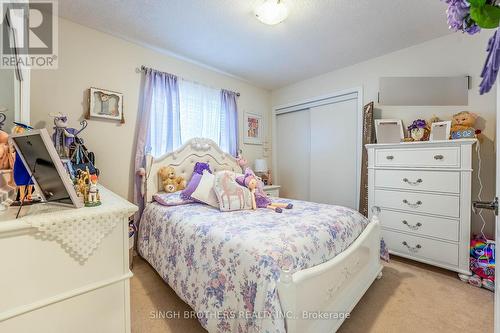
[10,129,84,209]
[429,121,451,141]
[374,119,404,144]
[244,112,263,145]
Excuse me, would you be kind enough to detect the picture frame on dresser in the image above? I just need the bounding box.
[10,128,83,208]
[374,119,404,143]
[430,121,451,141]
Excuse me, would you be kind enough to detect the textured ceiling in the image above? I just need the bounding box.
[59,0,452,89]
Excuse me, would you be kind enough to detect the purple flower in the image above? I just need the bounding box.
[444,0,480,35]
[480,29,500,94]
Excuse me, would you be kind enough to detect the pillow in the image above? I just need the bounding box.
[213,171,252,212]
[180,162,213,200]
[153,192,194,206]
[191,170,219,208]
[180,173,202,200]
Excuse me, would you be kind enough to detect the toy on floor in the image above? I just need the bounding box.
[459,236,495,292]
[238,168,292,213]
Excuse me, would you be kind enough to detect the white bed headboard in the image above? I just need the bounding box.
[144,138,241,203]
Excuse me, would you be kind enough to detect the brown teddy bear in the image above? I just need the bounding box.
[451,111,479,139]
[451,111,477,132]
[158,166,186,193]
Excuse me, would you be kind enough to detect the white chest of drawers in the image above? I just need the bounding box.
[0,187,137,333]
[367,139,476,275]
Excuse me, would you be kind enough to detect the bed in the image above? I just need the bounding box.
[137,138,382,333]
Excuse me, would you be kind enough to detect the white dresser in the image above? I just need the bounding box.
[0,187,137,333]
[367,139,476,275]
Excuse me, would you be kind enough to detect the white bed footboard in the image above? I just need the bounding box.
[277,216,382,333]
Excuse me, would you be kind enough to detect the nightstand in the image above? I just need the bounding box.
[263,185,280,197]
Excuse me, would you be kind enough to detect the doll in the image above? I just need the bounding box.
[87,174,101,206]
[51,113,76,158]
[236,149,248,172]
[12,123,34,202]
[239,168,292,213]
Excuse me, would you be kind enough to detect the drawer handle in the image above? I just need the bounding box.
[402,241,422,253]
[402,199,422,208]
[402,220,423,230]
[386,155,394,160]
[402,178,423,186]
[434,154,444,160]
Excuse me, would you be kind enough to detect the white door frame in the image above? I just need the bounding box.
[13,67,30,124]
[271,86,364,210]
[495,83,499,333]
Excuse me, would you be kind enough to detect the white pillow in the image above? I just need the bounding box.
[191,170,219,208]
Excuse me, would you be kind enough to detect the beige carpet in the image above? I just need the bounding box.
[131,256,494,333]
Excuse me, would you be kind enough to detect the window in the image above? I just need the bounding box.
[179,80,222,144]
[142,69,238,159]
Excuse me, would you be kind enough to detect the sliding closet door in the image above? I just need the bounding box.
[276,109,310,200]
[309,98,358,208]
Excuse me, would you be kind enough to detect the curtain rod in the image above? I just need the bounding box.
[136,65,241,97]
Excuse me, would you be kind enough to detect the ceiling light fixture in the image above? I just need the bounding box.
[255,0,289,26]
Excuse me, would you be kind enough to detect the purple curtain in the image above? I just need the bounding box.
[134,68,180,222]
[219,89,239,157]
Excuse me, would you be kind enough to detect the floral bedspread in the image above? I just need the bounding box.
[138,199,370,333]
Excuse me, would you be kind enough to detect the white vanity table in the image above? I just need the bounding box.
[0,186,137,333]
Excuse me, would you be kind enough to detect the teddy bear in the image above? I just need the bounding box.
[158,166,186,193]
[451,111,478,139]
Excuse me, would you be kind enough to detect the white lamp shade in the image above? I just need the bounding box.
[254,159,268,173]
[255,0,289,25]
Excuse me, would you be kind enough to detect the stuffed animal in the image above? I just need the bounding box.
[238,168,293,213]
[407,119,429,141]
[451,111,478,139]
[158,166,186,193]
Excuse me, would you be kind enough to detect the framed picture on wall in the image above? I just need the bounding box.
[87,87,124,123]
[244,112,263,145]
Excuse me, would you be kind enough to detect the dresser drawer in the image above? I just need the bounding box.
[379,209,459,241]
[382,229,458,267]
[375,147,460,168]
[374,169,460,193]
[374,189,459,218]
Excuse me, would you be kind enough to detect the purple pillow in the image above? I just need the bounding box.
[180,163,213,200]
[181,172,202,200]
[154,192,194,206]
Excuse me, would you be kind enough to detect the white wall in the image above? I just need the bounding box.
[30,18,271,201]
[272,32,497,237]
